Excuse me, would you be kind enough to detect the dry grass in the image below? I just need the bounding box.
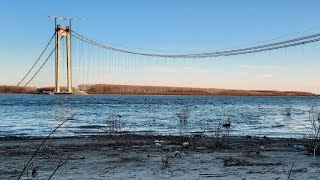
[207,121,232,149]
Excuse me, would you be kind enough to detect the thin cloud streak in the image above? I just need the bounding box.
[232,64,281,69]
[145,66,209,73]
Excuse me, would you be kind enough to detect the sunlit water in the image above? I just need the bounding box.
[0,94,319,138]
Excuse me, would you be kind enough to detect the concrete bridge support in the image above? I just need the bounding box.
[55,25,72,93]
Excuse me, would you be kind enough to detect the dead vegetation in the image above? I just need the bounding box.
[17,115,74,180]
[283,162,295,180]
[47,155,71,180]
[147,108,157,126]
[223,156,282,167]
[160,154,171,169]
[306,105,320,156]
[105,114,122,134]
[207,119,232,149]
[285,106,293,116]
[23,163,38,179]
[176,106,191,125]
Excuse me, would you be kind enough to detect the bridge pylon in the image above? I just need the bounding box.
[55,24,72,93]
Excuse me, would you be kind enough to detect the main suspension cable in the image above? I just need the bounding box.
[17,32,56,86]
[24,46,56,87]
[71,30,320,58]
[23,37,63,87]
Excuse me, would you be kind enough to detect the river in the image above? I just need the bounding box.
[0,94,319,138]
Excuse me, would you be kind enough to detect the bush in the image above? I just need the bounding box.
[105,114,122,134]
[176,106,191,125]
[307,105,320,156]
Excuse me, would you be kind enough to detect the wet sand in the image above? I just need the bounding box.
[1,135,320,180]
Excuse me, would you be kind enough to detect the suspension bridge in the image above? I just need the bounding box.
[16,17,320,94]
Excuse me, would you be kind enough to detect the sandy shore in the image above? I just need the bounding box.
[1,134,319,180]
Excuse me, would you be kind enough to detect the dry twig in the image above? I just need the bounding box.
[287,162,294,180]
[47,155,71,180]
[18,115,75,180]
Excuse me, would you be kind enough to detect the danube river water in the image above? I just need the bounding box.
[0,94,319,138]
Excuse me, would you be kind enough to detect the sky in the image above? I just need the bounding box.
[1,0,320,93]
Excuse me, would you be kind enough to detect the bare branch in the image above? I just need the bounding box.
[47,155,71,180]
[18,115,75,180]
[287,162,294,180]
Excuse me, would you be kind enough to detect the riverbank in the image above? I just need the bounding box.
[80,84,316,96]
[0,85,316,96]
[1,134,319,179]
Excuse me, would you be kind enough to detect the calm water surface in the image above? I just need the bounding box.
[0,94,319,137]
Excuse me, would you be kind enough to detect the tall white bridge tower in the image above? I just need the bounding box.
[55,24,72,93]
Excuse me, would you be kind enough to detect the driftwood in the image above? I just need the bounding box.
[224,156,282,167]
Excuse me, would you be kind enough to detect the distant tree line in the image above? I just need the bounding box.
[79,84,315,96]
[0,84,315,96]
[0,86,36,94]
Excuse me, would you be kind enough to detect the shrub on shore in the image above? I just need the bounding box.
[306,105,320,156]
[176,106,191,125]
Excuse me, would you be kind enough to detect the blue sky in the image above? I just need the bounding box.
[1,0,320,93]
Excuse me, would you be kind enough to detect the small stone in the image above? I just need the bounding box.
[154,140,165,143]
[174,151,181,158]
[195,147,206,150]
[182,142,190,147]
